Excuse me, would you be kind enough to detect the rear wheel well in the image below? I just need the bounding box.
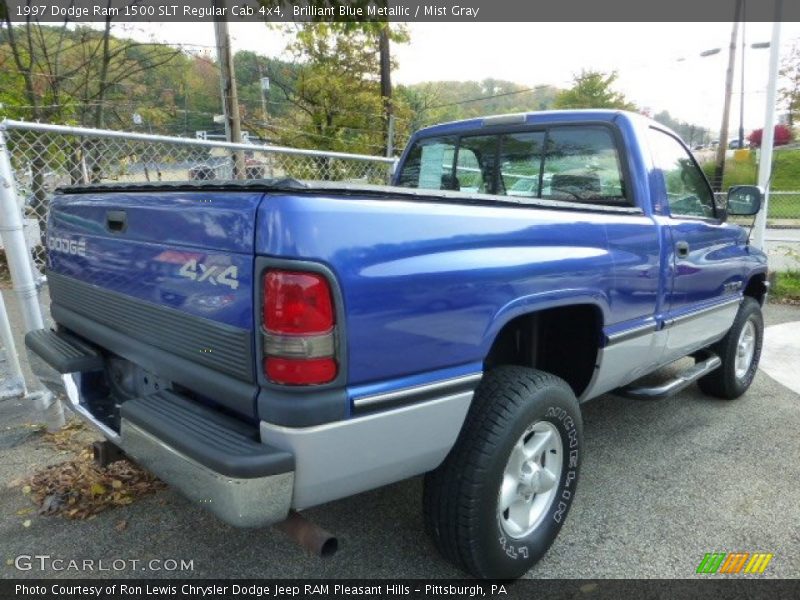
[484,305,602,398]
[744,273,768,305]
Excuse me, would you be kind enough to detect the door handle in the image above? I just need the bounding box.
[675,240,690,258]
[106,210,127,233]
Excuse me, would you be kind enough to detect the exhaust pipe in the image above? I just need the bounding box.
[275,510,338,557]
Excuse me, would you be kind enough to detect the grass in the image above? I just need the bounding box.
[701,147,800,219]
[772,147,800,191]
[701,146,800,191]
[771,270,800,304]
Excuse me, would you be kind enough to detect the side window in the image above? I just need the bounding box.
[396,137,457,191]
[456,135,497,194]
[498,132,545,198]
[541,127,627,206]
[648,128,715,219]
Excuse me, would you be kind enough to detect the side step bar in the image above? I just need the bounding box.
[616,354,722,400]
[24,328,103,374]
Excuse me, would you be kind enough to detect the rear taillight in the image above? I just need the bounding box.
[262,270,337,385]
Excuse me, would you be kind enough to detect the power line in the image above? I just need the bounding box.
[425,84,555,110]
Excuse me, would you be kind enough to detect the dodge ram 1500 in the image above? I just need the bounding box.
[26,110,767,578]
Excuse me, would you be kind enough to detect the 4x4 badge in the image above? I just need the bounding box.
[178,259,239,290]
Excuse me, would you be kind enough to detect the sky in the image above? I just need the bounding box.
[121,21,800,133]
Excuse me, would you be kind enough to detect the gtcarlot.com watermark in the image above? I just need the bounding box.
[12,554,194,573]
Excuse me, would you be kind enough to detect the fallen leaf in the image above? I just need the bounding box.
[39,494,65,515]
[115,519,128,532]
[22,520,31,528]
[21,485,31,495]
[15,508,33,516]
[24,443,165,520]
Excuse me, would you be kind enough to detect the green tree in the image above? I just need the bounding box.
[398,80,559,130]
[266,23,409,159]
[652,110,710,146]
[779,43,800,128]
[553,70,635,110]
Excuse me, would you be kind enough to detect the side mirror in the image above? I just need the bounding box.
[726,185,762,216]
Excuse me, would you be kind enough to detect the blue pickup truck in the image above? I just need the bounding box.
[26,110,767,579]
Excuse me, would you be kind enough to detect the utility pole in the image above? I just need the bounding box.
[259,61,269,138]
[738,1,746,148]
[379,25,393,157]
[713,0,743,191]
[183,76,189,137]
[213,2,245,179]
[752,1,783,250]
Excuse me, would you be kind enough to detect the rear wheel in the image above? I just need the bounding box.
[698,297,763,399]
[423,366,582,579]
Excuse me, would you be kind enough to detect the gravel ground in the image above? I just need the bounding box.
[0,294,798,580]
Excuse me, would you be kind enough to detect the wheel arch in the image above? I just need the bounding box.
[743,270,769,306]
[483,300,605,399]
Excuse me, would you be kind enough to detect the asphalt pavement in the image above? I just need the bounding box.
[0,298,799,580]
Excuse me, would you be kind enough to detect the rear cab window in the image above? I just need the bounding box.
[397,123,630,209]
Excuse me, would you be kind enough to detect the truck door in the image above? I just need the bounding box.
[647,127,744,361]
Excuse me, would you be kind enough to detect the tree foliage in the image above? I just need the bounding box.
[779,43,800,128]
[0,11,181,127]
[259,23,410,155]
[652,110,711,146]
[553,70,636,111]
[1,20,720,162]
[748,124,793,148]
[398,80,559,130]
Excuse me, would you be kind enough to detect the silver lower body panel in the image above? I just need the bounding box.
[261,390,474,509]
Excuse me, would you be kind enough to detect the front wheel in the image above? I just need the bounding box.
[698,297,764,399]
[423,366,583,579]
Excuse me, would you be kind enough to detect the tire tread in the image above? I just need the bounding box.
[423,366,575,578]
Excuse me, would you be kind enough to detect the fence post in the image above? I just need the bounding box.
[0,125,64,429]
[0,289,25,399]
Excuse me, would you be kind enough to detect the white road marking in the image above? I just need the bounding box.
[760,321,800,395]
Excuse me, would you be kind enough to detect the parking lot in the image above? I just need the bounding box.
[1,298,799,580]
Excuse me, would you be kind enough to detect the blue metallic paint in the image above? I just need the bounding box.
[47,110,768,420]
[47,191,261,330]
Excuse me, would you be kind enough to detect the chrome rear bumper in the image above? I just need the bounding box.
[55,369,293,528]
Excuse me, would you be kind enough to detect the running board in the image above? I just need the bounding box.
[616,354,722,400]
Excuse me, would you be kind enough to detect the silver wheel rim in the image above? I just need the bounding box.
[735,320,757,380]
[497,420,563,539]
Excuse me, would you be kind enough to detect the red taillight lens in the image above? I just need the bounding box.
[262,269,338,386]
[264,357,337,386]
[264,270,334,335]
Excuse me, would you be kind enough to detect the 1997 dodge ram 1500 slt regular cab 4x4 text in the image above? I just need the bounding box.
[26,110,767,579]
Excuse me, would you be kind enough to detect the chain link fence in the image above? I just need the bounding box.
[716,191,800,221]
[767,192,800,220]
[0,120,396,274]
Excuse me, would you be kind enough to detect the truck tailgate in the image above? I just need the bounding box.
[46,190,263,418]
